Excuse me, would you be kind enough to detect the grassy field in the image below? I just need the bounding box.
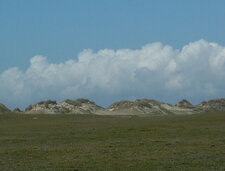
[0,113,225,170]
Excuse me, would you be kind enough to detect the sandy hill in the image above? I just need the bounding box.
[25,99,103,114]
[106,99,194,115]
[2,98,225,115]
[0,103,11,113]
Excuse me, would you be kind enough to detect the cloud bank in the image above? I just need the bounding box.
[1,39,225,109]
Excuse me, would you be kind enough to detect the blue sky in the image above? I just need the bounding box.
[1,0,225,71]
[1,0,225,108]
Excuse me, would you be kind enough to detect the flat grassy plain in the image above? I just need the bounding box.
[0,113,225,170]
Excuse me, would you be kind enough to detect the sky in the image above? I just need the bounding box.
[1,0,225,109]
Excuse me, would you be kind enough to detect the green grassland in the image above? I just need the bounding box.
[0,113,225,170]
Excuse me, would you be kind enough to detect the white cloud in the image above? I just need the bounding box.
[1,39,225,109]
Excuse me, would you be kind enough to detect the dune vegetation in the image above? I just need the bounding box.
[0,112,225,170]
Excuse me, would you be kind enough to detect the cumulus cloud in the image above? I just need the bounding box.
[1,39,225,109]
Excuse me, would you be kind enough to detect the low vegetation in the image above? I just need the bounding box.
[0,113,225,170]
